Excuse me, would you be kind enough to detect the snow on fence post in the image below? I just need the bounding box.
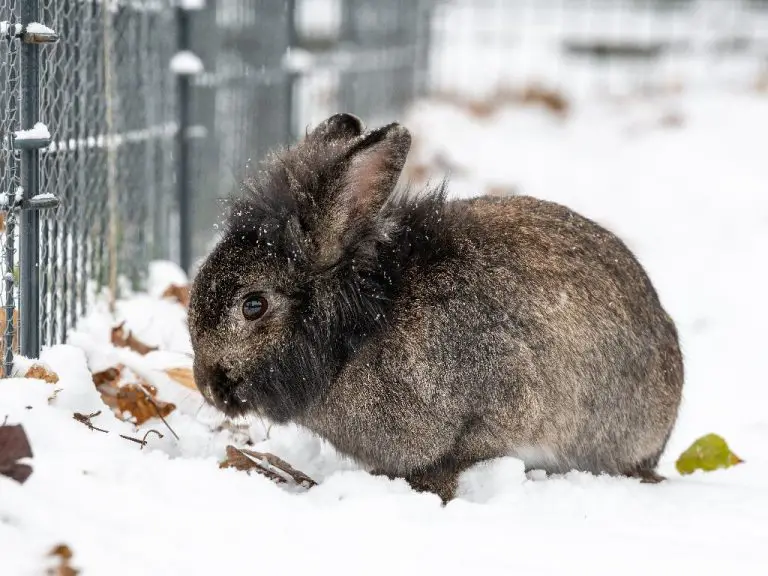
[16,2,59,362]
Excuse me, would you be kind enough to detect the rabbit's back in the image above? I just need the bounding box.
[300,194,683,478]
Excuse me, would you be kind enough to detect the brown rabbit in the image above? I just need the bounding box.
[188,113,684,502]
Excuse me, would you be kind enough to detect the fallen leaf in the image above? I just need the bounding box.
[219,445,316,488]
[659,111,685,129]
[162,283,190,308]
[92,365,122,388]
[98,380,175,426]
[47,543,78,576]
[26,364,60,384]
[164,366,198,391]
[111,322,158,355]
[676,433,744,475]
[0,423,33,484]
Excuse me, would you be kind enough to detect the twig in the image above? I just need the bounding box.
[2,415,8,426]
[221,445,317,488]
[119,429,164,449]
[73,411,109,433]
[135,382,180,440]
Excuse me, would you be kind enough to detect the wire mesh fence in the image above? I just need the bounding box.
[0,0,21,375]
[1,0,766,376]
[0,0,429,375]
[428,0,768,101]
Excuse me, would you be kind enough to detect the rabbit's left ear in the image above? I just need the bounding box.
[337,122,411,223]
[315,122,411,265]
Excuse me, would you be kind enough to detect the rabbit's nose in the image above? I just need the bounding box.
[193,360,228,404]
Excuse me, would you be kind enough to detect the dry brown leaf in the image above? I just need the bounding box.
[162,283,190,308]
[659,111,685,129]
[164,366,198,391]
[0,212,5,233]
[92,365,122,388]
[520,85,570,116]
[99,381,175,426]
[432,84,570,120]
[111,322,158,355]
[0,423,33,484]
[47,544,78,576]
[93,366,176,425]
[26,364,60,384]
[219,445,317,488]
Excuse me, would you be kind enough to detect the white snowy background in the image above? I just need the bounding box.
[2,1,768,574]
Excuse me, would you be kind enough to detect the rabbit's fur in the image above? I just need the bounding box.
[189,113,684,501]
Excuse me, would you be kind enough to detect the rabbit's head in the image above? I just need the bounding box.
[188,113,414,421]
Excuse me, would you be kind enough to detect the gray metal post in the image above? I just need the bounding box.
[19,0,42,359]
[285,0,298,143]
[176,6,192,274]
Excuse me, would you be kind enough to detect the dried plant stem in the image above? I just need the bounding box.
[221,445,317,488]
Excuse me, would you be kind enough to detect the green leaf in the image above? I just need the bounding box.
[675,433,744,476]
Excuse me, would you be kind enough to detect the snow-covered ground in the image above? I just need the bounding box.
[3,0,768,570]
[2,86,767,574]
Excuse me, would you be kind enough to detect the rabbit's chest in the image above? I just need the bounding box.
[299,358,466,472]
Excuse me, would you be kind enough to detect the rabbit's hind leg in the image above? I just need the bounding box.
[404,454,472,504]
[622,455,666,484]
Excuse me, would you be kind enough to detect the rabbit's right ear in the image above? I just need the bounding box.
[308,113,364,143]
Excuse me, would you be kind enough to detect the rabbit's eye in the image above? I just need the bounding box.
[242,293,268,321]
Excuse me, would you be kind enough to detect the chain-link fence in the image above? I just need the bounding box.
[0,0,430,376]
[187,0,432,265]
[2,0,765,376]
[428,0,768,101]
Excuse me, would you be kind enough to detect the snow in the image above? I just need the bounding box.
[146,260,188,300]
[2,89,767,573]
[178,0,205,9]
[3,4,768,573]
[282,47,316,73]
[14,123,50,142]
[24,22,55,36]
[0,21,22,38]
[170,51,204,75]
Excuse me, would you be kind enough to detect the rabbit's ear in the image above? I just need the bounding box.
[316,122,411,264]
[338,122,411,222]
[309,113,364,143]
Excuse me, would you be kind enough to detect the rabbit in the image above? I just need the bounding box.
[188,113,684,502]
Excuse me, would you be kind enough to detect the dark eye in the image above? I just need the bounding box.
[242,293,268,321]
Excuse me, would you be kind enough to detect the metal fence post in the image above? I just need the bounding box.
[19,0,43,359]
[285,0,298,143]
[176,6,192,274]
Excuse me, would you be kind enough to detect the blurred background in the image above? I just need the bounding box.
[1,0,767,401]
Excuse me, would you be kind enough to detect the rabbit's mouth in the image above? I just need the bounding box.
[195,362,250,417]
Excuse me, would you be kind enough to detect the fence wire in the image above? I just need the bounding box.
[1,0,21,374]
